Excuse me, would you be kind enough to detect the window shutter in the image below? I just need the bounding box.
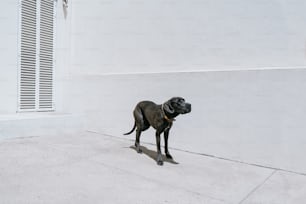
[19,0,55,111]
[39,0,55,110]
[20,0,37,110]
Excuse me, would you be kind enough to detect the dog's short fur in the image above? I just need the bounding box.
[124,97,191,165]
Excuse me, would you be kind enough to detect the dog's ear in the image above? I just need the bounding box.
[163,101,175,114]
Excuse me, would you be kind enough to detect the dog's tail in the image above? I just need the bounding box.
[123,122,136,135]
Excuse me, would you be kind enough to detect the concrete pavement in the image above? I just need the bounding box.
[0,131,305,204]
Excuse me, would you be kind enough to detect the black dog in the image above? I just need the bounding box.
[124,97,191,165]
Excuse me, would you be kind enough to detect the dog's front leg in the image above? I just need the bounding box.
[164,129,173,160]
[155,131,163,165]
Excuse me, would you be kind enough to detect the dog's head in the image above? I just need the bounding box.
[163,97,191,115]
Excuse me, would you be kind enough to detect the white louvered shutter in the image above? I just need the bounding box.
[20,0,37,110]
[19,0,56,111]
[39,0,55,110]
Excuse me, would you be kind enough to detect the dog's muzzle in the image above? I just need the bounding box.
[182,103,191,114]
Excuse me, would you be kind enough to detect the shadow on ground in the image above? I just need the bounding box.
[129,145,179,165]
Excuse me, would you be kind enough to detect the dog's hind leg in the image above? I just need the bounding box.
[135,129,142,153]
[133,107,144,153]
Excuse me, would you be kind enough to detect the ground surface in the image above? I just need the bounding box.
[0,131,305,204]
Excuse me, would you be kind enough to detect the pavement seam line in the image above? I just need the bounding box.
[238,170,277,204]
[87,130,306,177]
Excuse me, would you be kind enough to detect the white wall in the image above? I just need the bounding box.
[0,0,305,173]
[0,1,83,138]
[70,0,306,75]
[55,0,306,173]
[0,1,19,114]
[62,69,306,174]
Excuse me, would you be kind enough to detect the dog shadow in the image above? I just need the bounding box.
[130,145,179,165]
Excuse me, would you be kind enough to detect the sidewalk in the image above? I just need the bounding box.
[0,132,305,204]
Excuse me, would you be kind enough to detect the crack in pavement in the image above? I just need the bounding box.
[87,130,306,177]
[238,170,277,204]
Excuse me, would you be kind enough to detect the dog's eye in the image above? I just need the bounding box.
[178,99,184,105]
[178,98,185,102]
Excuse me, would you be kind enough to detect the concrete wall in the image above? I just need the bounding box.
[0,1,19,114]
[64,69,306,174]
[0,0,306,173]
[0,1,83,138]
[59,0,306,173]
[70,0,306,75]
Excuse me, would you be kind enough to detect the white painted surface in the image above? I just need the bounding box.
[0,132,305,203]
[0,0,305,183]
[0,132,275,204]
[0,113,84,139]
[70,0,306,75]
[243,171,306,204]
[53,0,306,175]
[69,69,306,174]
[0,1,19,114]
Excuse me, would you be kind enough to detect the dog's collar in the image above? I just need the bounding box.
[164,114,175,123]
[161,104,175,123]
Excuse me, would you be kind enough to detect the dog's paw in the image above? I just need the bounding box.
[137,148,142,153]
[135,143,142,153]
[157,154,163,165]
[166,153,173,160]
[157,160,164,166]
